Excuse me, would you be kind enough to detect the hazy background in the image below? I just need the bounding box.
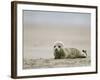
[23,10,91,59]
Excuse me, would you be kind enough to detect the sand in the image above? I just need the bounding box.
[23,58,91,69]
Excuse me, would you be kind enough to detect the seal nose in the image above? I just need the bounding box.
[55,48,58,51]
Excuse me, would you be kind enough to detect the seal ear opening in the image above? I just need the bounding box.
[82,50,87,53]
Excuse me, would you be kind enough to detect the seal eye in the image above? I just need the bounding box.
[58,46,61,48]
[54,46,56,48]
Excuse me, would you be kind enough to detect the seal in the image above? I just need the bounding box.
[53,41,87,59]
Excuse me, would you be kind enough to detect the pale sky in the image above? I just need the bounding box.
[23,10,90,28]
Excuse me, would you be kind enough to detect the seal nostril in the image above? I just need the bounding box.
[55,48,58,51]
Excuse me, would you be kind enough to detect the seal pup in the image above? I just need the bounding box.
[53,41,87,59]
